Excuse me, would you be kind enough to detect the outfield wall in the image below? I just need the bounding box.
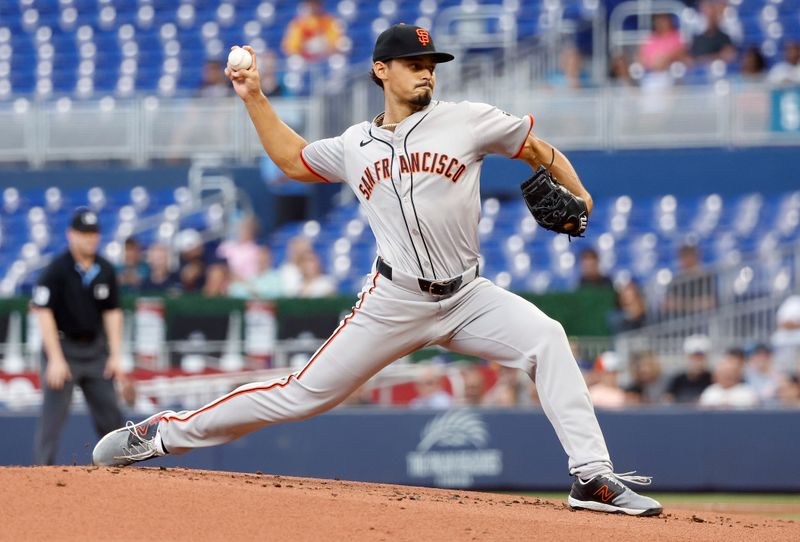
[1,408,797,492]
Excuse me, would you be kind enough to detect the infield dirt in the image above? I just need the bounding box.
[1,467,797,541]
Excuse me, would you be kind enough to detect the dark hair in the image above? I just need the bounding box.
[124,237,140,248]
[742,46,766,73]
[580,248,599,260]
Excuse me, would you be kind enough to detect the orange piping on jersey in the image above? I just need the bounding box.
[162,272,380,425]
[299,148,332,183]
[511,114,535,159]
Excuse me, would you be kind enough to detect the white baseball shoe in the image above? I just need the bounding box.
[92,411,173,467]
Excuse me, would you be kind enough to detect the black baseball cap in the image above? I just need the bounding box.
[372,24,455,64]
[70,206,100,233]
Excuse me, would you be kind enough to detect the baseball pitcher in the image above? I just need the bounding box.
[94,24,661,516]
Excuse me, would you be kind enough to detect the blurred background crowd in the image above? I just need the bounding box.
[0,0,799,416]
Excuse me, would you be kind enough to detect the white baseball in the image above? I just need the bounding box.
[227,47,252,71]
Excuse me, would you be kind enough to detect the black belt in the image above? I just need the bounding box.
[59,331,98,344]
[376,257,474,297]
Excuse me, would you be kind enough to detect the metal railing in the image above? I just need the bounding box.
[616,240,800,371]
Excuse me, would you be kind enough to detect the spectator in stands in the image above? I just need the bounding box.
[460,365,486,406]
[772,295,800,373]
[639,13,687,76]
[609,53,636,87]
[744,344,783,405]
[625,350,666,405]
[116,238,149,295]
[141,244,181,295]
[482,365,525,408]
[607,280,647,333]
[736,46,767,83]
[588,351,626,409]
[228,246,284,299]
[689,0,736,66]
[177,229,207,293]
[663,334,713,404]
[775,375,800,407]
[662,243,717,315]
[203,263,230,297]
[258,49,287,98]
[281,0,343,62]
[725,346,747,375]
[767,41,800,86]
[548,46,589,89]
[280,235,314,296]
[699,354,758,409]
[196,60,232,98]
[297,251,336,298]
[217,217,262,282]
[410,365,452,409]
[578,248,612,288]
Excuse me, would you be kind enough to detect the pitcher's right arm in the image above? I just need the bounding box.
[226,46,320,183]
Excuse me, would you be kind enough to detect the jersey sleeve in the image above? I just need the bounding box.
[468,102,534,159]
[299,136,346,183]
[32,264,58,309]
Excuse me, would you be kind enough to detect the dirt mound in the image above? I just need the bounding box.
[1,467,797,541]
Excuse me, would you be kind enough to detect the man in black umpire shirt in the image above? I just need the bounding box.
[32,207,125,465]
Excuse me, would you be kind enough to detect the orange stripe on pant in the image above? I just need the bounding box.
[160,272,380,425]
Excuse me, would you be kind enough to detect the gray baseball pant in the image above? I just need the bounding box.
[158,272,613,479]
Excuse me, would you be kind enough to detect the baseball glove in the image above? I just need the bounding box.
[520,165,588,237]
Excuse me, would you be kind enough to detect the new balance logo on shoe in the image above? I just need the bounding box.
[593,485,616,503]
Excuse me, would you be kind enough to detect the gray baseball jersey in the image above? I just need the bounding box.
[300,100,534,279]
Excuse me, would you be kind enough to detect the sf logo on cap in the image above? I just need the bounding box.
[416,29,430,46]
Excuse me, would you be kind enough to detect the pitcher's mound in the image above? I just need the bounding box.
[1,467,797,541]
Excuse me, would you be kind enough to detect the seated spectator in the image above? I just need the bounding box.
[607,280,647,333]
[625,350,665,405]
[141,244,181,295]
[699,354,758,409]
[773,295,800,373]
[664,334,713,404]
[196,60,232,98]
[744,344,783,405]
[217,217,261,282]
[767,41,800,86]
[258,49,287,98]
[228,246,284,299]
[662,243,717,315]
[410,365,452,409]
[548,46,589,89]
[578,248,612,288]
[736,46,767,84]
[116,238,149,295]
[588,351,626,409]
[639,13,686,74]
[482,365,525,408]
[297,251,336,298]
[280,235,314,296]
[177,229,207,293]
[281,0,342,62]
[203,263,230,297]
[775,375,800,407]
[609,53,636,87]
[460,365,486,406]
[689,0,736,65]
[725,346,747,374]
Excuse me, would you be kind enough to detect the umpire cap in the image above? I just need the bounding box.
[372,24,455,64]
[70,206,100,233]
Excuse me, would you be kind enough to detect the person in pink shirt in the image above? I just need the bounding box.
[639,14,686,73]
[216,217,262,281]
